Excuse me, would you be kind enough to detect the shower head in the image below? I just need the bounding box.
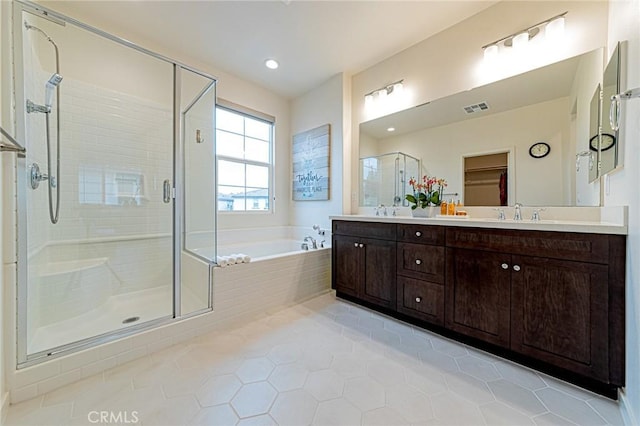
[44,73,62,108]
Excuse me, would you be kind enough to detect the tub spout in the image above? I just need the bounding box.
[304,236,318,249]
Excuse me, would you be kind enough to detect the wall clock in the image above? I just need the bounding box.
[589,133,616,152]
[529,142,550,159]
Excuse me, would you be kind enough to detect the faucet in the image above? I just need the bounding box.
[513,203,523,221]
[493,208,506,221]
[531,208,546,222]
[378,204,388,216]
[304,236,318,249]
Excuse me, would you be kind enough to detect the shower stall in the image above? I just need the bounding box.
[11,1,217,366]
[359,152,420,208]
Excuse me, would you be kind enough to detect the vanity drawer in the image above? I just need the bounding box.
[397,276,444,326]
[397,242,445,283]
[446,227,609,264]
[397,224,445,245]
[332,220,396,240]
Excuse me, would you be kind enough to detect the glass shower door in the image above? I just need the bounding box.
[19,10,176,360]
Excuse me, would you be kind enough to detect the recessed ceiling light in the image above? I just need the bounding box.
[265,59,279,70]
[387,127,395,132]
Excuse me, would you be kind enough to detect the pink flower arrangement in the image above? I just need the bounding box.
[406,176,447,209]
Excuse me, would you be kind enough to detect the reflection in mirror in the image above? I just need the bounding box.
[359,152,419,207]
[589,84,601,183]
[601,42,622,175]
[359,48,604,207]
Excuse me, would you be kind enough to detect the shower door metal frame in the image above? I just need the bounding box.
[13,0,217,367]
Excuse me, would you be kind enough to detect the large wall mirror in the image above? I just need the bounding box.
[359,48,606,207]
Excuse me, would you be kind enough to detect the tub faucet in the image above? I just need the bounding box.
[304,236,318,249]
[514,203,523,221]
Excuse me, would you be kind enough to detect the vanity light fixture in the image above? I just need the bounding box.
[482,11,567,58]
[364,80,404,104]
[265,59,279,69]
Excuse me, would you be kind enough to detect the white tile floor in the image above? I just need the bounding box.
[6,292,624,426]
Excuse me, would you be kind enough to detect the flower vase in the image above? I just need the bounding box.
[411,206,438,218]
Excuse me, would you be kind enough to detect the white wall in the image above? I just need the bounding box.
[350,1,609,212]
[290,73,346,232]
[605,0,640,424]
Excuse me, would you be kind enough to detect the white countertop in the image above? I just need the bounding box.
[331,206,628,235]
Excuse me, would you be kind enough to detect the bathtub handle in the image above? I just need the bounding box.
[163,179,172,203]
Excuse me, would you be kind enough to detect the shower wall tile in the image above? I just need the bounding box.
[36,369,82,396]
[8,385,38,404]
[12,359,60,390]
[58,348,99,374]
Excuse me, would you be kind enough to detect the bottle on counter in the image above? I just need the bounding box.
[440,200,448,215]
[447,199,455,215]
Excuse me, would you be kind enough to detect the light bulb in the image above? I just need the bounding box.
[545,16,565,42]
[377,88,388,103]
[483,44,499,62]
[364,94,374,109]
[512,31,529,50]
[392,82,404,97]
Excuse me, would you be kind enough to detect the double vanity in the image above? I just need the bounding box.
[330,211,626,398]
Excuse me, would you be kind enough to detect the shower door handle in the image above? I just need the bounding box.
[163,179,172,203]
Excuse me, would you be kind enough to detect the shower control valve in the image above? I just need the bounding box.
[29,163,50,190]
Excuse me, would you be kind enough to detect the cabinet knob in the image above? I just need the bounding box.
[415,259,422,265]
[513,265,521,272]
[354,243,358,247]
[415,231,422,237]
[359,243,364,248]
[415,297,422,303]
[501,263,509,270]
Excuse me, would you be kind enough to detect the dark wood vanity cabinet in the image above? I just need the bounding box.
[332,220,625,394]
[332,222,396,310]
[446,227,625,387]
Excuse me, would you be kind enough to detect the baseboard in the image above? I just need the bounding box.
[620,392,639,426]
[1,391,9,425]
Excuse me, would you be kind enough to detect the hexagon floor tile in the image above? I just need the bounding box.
[5,293,624,426]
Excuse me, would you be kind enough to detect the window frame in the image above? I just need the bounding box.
[215,100,275,214]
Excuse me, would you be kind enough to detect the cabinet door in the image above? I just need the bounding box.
[332,235,361,298]
[361,237,396,309]
[446,248,511,347]
[511,256,609,381]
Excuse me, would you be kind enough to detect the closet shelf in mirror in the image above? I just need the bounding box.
[464,165,508,172]
[465,179,501,186]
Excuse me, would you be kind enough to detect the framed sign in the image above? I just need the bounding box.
[292,124,330,201]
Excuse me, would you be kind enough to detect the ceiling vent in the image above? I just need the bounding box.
[463,102,490,114]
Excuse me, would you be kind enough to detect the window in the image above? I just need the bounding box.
[216,104,273,212]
